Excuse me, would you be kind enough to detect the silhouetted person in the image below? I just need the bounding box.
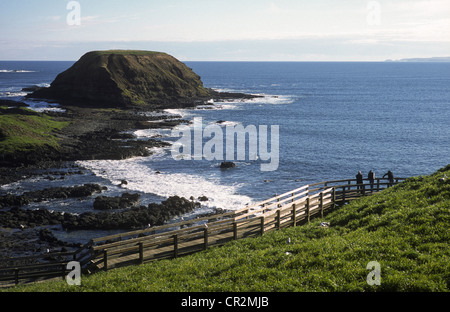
[383,170,394,187]
[356,171,364,194]
[368,170,375,191]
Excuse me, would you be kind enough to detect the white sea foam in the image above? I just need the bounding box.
[212,88,235,93]
[0,92,66,113]
[134,127,182,139]
[211,90,295,106]
[214,120,242,127]
[22,99,66,113]
[0,91,28,98]
[134,129,167,139]
[240,94,295,105]
[135,111,170,118]
[195,104,216,110]
[145,119,170,123]
[145,146,170,160]
[77,157,254,212]
[199,103,240,111]
[0,69,36,73]
[164,108,192,119]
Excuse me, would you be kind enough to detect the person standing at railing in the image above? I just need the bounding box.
[383,170,395,187]
[368,170,375,191]
[356,171,364,194]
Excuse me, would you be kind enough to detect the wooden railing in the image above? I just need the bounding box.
[85,177,405,271]
[0,246,91,287]
[0,177,405,286]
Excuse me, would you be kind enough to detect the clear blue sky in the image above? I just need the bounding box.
[1,0,449,61]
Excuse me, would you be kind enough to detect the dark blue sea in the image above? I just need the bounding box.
[1,61,449,242]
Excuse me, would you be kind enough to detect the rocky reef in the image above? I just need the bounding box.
[0,195,196,231]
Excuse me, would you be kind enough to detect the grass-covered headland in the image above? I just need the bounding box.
[0,106,69,162]
[5,165,449,292]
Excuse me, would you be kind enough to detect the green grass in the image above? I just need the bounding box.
[89,50,163,56]
[0,107,69,156]
[5,165,450,292]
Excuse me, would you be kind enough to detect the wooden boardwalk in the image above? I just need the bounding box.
[84,177,404,272]
[0,177,405,285]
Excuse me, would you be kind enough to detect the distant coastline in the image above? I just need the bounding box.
[385,56,450,62]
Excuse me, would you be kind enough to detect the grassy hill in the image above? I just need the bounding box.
[5,165,449,292]
[0,107,69,163]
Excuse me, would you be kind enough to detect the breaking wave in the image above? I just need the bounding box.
[0,69,36,73]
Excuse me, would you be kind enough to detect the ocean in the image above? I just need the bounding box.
[1,60,449,242]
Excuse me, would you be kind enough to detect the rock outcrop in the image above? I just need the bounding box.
[220,161,236,169]
[93,193,141,210]
[0,195,197,231]
[63,196,196,231]
[30,50,211,108]
[0,184,106,208]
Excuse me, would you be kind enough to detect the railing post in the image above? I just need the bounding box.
[291,192,295,203]
[61,264,66,281]
[277,209,281,230]
[139,242,144,264]
[320,192,324,218]
[332,187,336,207]
[377,178,380,192]
[15,268,19,285]
[204,228,209,250]
[233,222,238,240]
[306,197,310,223]
[173,235,178,258]
[342,186,346,202]
[260,216,265,236]
[103,249,108,271]
[292,203,297,227]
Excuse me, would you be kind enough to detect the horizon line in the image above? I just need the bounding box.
[0,59,433,63]
[2,55,449,63]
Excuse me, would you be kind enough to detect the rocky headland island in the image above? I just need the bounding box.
[0,50,259,259]
[30,50,213,108]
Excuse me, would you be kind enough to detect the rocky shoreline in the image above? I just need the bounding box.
[0,91,259,261]
[0,195,197,232]
[0,103,188,260]
[1,88,260,170]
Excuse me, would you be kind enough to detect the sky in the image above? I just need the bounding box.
[0,0,449,61]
